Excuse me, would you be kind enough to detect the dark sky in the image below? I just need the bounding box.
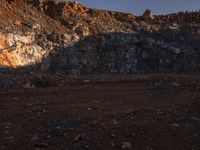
[76,0,200,15]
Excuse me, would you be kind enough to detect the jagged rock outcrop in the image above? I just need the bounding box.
[154,11,200,24]
[0,32,46,68]
[143,9,154,20]
[0,0,200,75]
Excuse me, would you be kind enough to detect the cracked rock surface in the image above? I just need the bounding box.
[0,0,200,76]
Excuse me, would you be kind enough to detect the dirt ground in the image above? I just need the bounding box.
[0,74,200,150]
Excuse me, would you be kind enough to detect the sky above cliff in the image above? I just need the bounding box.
[76,0,200,15]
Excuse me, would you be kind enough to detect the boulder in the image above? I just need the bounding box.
[143,9,154,20]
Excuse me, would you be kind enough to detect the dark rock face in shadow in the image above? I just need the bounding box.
[42,32,200,75]
[1,31,200,76]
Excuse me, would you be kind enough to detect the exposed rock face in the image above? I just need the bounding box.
[143,9,154,20]
[0,0,200,75]
[0,32,46,68]
[154,11,200,24]
[0,33,7,50]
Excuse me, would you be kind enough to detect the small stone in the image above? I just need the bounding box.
[32,23,41,30]
[172,123,179,127]
[138,128,145,135]
[11,97,18,100]
[112,120,118,125]
[24,82,35,88]
[83,79,90,83]
[35,142,48,148]
[56,126,61,130]
[16,20,23,26]
[5,130,10,134]
[42,102,47,105]
[122,142,132,149]
[27,103,33,106]
[145,146,154,150]
[73,134,85,142]
[68,128,75,131]
[31,135,39,141]
[87,107,93,111]
[4,126,10,129]
[174,48,181,54]
[111,142,115,147]
[92,120,98,124]
[172,82,180,87]
[42,109,47,113]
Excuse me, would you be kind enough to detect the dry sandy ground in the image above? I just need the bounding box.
[0,74,200,150]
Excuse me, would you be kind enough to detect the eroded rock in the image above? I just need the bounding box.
[0,32,47,68]
[143,9,154,20]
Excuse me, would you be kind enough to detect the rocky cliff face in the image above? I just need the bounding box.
[0,0,200,75]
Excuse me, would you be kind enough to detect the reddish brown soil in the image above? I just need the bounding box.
[0,74,200,150]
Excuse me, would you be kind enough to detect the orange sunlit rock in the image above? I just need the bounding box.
[0,33,16,68]
[0,33,8,50]
[0,52,17,68]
